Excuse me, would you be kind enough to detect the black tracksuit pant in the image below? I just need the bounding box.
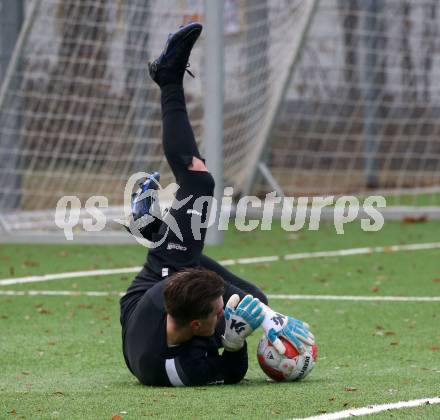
[145,84,268,305]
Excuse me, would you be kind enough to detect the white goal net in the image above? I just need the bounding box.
[0,0,439,240]
[254,0,440,204]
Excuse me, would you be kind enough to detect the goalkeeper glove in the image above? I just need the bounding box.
[261,304,315,355]
[222,294,265,352]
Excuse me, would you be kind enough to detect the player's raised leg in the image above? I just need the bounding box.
[148,22,206,180]
[146,23,215,276]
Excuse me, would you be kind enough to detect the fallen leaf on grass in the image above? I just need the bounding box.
[385,331,396,336]
[111,416,122,420]
[23,260,39,268]
[345,387,357,392]
[433,278,440,283]
[162,392,176,397]
[37,307,51,315]
[53,391,64,396]
[76,304,93,309]
[430,346,440,352]
[255,263,269,270]
[371,286,380,293]
[9,409,17,416]
[403,215,427,224]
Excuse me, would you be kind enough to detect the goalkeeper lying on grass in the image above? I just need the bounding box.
[120,22,314,386]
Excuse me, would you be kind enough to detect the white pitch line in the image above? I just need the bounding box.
[292,396,440,420]
[0,267,142,286]
[1,241,440,286]
[283,242,440,261]
[0,290,439,302]
[268,294,440,302]
[236,255,280,265]
[0,290,124,297]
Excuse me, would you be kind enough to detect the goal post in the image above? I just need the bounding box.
[204,0,224,246]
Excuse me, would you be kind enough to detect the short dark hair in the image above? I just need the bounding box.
[164,267,225,327]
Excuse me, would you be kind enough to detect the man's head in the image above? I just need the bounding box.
[164,267,225,336]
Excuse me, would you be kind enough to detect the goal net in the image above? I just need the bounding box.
[0,0,439,241]
[253,0,440,205]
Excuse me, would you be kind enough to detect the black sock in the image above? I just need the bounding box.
[154,67,185,88]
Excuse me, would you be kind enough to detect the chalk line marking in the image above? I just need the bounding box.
[0,290,124,297]
[0,267,143,286]
[269,294,440,302]
[292,396,440,420]
[0,290,439,302]
[1,241,440,286]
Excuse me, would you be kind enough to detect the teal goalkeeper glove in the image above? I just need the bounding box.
[222,294,265,352]
[261,305,315,355]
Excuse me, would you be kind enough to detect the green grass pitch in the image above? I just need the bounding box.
[1,221,439,419]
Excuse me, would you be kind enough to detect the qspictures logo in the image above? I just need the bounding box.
[54,172,386,247]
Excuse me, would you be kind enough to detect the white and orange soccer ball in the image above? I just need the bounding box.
[257,335,317,382]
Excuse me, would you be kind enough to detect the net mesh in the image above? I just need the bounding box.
[259,0,440,201]
[0,0,310,226]
[0,0,439,237]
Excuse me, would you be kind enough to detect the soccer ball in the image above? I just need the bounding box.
[257,335,317,382]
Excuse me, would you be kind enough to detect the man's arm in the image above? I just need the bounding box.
[165,341,248,386]
[221,343,248,384]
